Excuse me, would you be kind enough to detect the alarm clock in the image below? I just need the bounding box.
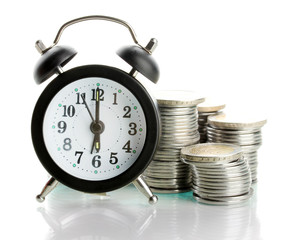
[31,16,160,204]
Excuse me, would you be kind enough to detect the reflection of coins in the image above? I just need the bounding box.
[207,113,266,182]
[181,143,253,205]
[197,99,225,143]
[144,90,203,193]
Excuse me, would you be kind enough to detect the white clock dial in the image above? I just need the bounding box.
[43,77,147,181]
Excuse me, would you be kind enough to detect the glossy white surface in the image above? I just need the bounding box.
[37,184,261,240]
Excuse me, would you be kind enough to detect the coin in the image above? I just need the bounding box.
[197,98,226,113]
[154,90,205,107]
[208,114,267,130]
[181,143,243,163]
[193,188,253,206]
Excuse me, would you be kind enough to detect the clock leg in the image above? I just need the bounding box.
[133,175,158,205]
[36,177,59,202]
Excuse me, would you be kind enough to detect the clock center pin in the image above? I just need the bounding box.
[90,121,105,134]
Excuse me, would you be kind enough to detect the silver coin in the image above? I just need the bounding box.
[147,182,192,189]
[207,134,262,144]
[193,173,251,184]
[144,178,191,185]
[196,188,253,202]
[208,114,267,130]
[152,157,181,162]
[155,90,205,107]
[207,126,261,135]
[192,188,253,205]
[192,181,250,192]
[197,99,226,113]
[146,166,189,172]
[148,160,186,166]
[207,133,262,143]
[192,186,250,198]
[159,110,197,116]
[144,172,190,179]
[150,187,191,194]
[181,143,243,163]
[207,130,262,140]
[182,157,245,168]
[193,168,250,179]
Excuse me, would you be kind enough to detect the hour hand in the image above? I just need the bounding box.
[91,133,100,154]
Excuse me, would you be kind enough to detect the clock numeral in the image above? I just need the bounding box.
[122,140,132,153]
[62,105,75,117]
[76,92,86,104]
[92,155,101,168]
[75,151,83,164]
[92,88,104,101]
[113,93,118,105]
[57,121,67,133]
[63,138,72,151]
[128,122,137,135]
[123,106,131,118]
[109,152,118,164]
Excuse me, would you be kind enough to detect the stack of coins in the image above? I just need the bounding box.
[197,99,225,143]
[143,90,204,193]
[181,143,253,205]
[207,114,267,182]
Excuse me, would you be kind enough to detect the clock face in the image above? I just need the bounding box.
[43,77,147,181]
[32,65,159,193]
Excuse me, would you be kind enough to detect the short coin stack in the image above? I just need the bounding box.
[197,99,225,143]
[207,114,267,182]
[143,90,204,193]
[181,143,253,205]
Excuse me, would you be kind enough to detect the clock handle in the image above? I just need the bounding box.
[133,175,158,205]
[36,177,59,202]
[37,15,146,54]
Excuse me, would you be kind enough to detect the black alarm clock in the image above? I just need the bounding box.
[31,16,160,204]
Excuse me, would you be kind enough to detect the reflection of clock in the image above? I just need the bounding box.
[31,16,160,204]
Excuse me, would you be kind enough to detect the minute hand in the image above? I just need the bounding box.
[95,87,100,123]
[93,87,101,153]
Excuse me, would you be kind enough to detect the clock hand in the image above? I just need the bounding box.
[81,93,100,153]
[81,94,95,122]
[91,133,101,154]
[91,87,102,153]
[95,87,100,123]
[93,87,101,153]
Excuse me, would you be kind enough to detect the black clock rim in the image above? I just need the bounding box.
[31,65,159,193]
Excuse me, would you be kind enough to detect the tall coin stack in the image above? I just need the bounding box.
[181,143,253,205]
[197,99,225,143]
[143,90,204,193]
[207,114,267,183]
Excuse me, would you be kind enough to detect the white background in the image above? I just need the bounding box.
[1,0,295,239]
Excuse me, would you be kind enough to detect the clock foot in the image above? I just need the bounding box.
[36,177,59,202]
[133,175,158,205]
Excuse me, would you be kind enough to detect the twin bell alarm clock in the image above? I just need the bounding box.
[31,16,160,204]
